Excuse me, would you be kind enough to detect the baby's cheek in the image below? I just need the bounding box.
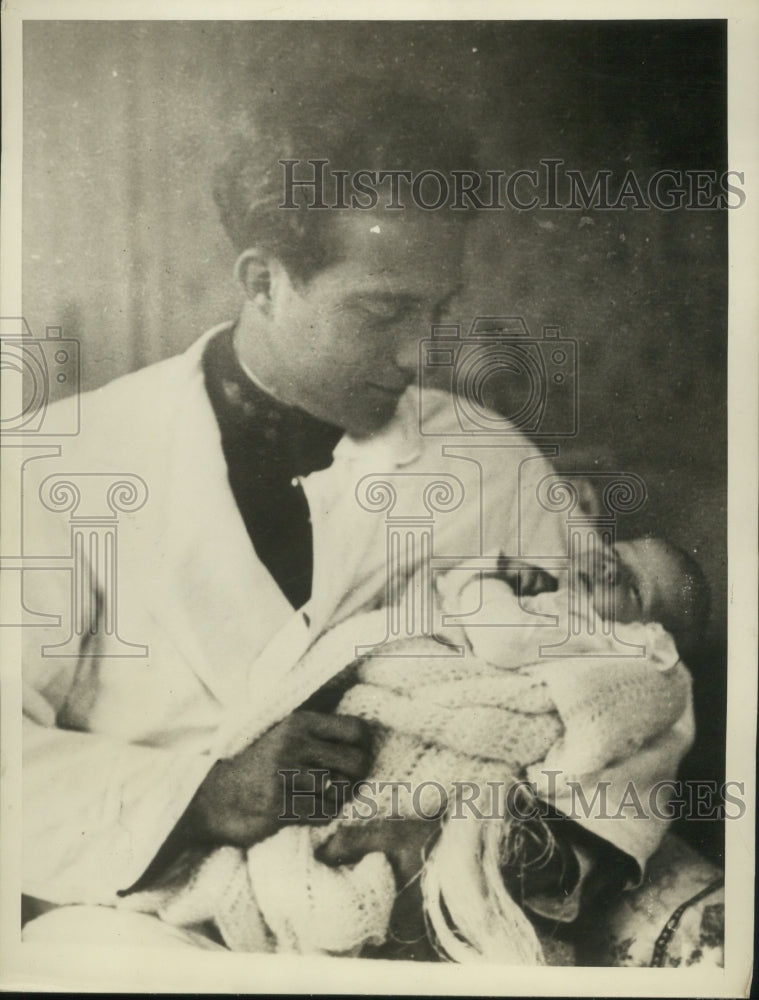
[606,588,639,624]
[594,586,637,624]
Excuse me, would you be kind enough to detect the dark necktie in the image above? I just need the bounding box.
[202,327,343,610]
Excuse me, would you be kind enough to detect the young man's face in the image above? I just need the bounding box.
[253,209,466,436]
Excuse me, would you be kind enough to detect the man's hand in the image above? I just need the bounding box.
[180,711,373,848]
[316,817,437,884]
[316,818,442,961]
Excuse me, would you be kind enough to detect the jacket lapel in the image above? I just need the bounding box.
[145,331,298,709]
[145,329,421,710]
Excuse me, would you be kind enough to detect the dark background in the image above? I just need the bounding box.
[24,20,727,863]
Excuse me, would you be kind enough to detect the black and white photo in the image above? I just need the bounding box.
[0,5,756,995]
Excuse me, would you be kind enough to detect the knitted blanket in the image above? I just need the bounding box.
[124,570,692,963]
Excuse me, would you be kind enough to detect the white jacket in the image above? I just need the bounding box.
[19,324,569,906]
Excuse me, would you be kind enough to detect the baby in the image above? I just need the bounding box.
[136,536,708,963]
[452,535,710,670]
[323,536,709,955]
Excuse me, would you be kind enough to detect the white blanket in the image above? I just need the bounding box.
[124,572,694,963]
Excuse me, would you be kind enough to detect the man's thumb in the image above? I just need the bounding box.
[315,823,386,868]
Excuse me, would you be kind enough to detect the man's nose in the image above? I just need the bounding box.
[393,326,424,379]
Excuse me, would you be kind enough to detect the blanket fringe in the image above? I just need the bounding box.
[422,790,546,964]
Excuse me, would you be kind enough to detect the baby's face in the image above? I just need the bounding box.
[588,537,686,627]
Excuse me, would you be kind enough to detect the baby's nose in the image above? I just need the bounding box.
[594,548,619,586]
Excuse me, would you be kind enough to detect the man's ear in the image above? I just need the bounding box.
[234,248,272,312]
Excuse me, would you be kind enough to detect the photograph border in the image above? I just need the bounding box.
[1,1,756,995]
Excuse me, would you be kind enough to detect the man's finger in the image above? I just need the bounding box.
[315,821,389,867]
[307,739,371,780]
[299,711,372,748]
[279,768,344,824]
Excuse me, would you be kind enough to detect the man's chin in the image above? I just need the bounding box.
[346,401,402,439]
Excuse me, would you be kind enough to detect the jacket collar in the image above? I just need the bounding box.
[149,323,422,708]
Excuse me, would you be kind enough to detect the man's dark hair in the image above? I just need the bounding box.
[213,77,479,285]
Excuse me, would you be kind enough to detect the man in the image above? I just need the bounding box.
[19,82,570,949]
[19,82,685,953]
